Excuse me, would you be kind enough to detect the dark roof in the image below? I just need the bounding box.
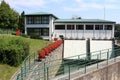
[25,12,58,19]
[54,19,115,23]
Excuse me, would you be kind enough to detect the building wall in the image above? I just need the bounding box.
[53,23,114,40]
[64,40,113,59]
[25,16,55,40]
[64,40,87,59]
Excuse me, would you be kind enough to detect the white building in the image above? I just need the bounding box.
[25,12,115,40]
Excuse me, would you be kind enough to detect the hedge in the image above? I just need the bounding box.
[0,36,29,66]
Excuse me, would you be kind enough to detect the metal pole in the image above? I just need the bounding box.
[68,65,70,80]
[34,52,35,64]
[44,63,46,80]
[25,61,26,77]
[84,58,86,73]
[107,51,109,65]
[29,57,30,70]
[97,54,99,69]
[21,67,23,80]
[47,67,49,80]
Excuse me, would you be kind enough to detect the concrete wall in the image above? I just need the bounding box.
[90,40,113,59]
[74,61,120,80]
[64,40,86,59]
[64,40,113,59]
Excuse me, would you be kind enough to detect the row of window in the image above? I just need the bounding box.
[27,28,49,36]
[26,16,49,24]
[55,25,113,30]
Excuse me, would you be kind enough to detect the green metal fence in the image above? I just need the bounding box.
[15,47,120,80]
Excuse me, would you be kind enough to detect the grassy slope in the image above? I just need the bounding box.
[0,36,50,80]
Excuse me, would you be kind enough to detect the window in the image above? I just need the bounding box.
[26,16,49,24]
[41,28,49,36]
[55,25,65,30]
[105,25,112,30]
[95,25,103,30]
[67,25,74,30]
[41,16,49,24]
[34,16,41,24]
[86,25,93,30]
[27,28,49,36]
[27,17,34,24]
[76,25,84,30]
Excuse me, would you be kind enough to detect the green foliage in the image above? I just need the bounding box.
[19,11,25,33]
[0,36,29,66]
[115,24,120,38]
[0,1,19,29]
[30,35,43,39]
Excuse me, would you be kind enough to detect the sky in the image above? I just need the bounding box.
[0,0,120,23]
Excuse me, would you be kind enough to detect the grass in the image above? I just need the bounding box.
[0,35,50,80]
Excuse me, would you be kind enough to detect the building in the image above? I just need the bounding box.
[25,12,115,40]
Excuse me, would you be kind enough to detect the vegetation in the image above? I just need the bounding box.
[19,11,25,33]
[0,36,49,80]
[115,24,120,39]
[0,1,19,29]
[0,36,29,66]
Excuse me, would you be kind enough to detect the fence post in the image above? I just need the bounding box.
[68,65,70,80]
[24,61,26,77]
[47,67,49,80]
[34,52,35,64]
[114,50,116,62]
[97,54,99,69]
[29,57,30,70]
[100,51,101,60]
[107,49,109,65]
[21,66,23,80]
[84,58,86,74]
[44,63,46,80]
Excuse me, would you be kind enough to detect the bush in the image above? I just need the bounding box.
[30,35,43,39]
[0,36,29,66]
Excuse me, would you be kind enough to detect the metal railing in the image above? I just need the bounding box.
[15,47,120,80]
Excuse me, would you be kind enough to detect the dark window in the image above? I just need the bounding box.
[67,25,74,30]
[105,25,112,30]
[41,16,49,24]
[86,25,93,30]
[95,25,103,30]
[55,25,65,30]
[27,28,49,36]
[76,25,84,30]
[34,16,41,24]
[26,16,49,24]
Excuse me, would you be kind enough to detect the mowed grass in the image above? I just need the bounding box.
[0,36,50,80]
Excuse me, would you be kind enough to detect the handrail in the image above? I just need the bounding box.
[15,46,120,80]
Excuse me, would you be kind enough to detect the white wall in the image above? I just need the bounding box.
[90,40,113,59]
[64,40,87,59]
[54,30,112,39]
[64,40,113,59]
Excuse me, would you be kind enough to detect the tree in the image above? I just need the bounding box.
[19,11,25,33]
[0,0,19,29]
[115,24,120,38]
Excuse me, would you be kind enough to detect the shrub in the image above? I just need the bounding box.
[38,40,63,60]
[0,37,29,66]
[30,35,43,39]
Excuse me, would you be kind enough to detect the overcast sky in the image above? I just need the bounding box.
[0,0,120,23]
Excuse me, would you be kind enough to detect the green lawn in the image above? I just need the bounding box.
[0,36,50,80]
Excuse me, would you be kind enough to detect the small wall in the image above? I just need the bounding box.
[64,40,86,59]
[64,40,113,59]
[74,61,120,80]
